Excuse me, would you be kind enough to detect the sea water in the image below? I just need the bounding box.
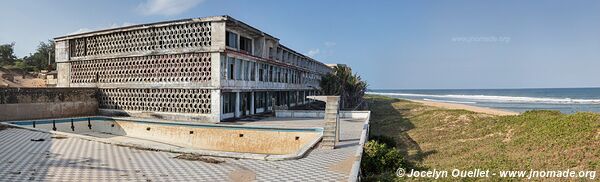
[367,88,600,113]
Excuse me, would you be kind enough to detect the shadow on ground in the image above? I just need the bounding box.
[366,96,437,170]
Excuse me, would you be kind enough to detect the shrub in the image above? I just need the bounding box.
[369,135,397,147]
[361,140,404,177]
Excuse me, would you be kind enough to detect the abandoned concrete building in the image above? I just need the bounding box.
[54,15,332,122]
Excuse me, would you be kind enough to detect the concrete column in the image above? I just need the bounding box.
[302,91,306,104]
[250,92,255,115]
[286,91,291,109]
[210,21,226,51]
[210,52,222,88]
[55,40,70,87]
[235,92,240,118]
[56,63,71,87]
[210,89,221,122]
[295,91,299,106]
[271,97,276,111]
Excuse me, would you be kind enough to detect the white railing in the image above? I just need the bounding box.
[274,110,370,119]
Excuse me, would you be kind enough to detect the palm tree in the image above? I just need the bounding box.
[319,65,367,110]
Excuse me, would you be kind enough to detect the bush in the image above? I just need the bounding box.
[13,61,36,72]
[369,135,397,147]
[361,140,404,177]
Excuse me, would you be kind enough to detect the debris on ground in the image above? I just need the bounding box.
[51,135,68,139]
[0,124,14,131]
[114,144,162,152]
[173,153,225,164]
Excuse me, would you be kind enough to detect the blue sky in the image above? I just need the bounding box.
[2,0,600,89]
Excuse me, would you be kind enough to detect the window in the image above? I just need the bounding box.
[244,61,249,81]
[291,71,295,84]
[277,68,281,82]
[242,61,248,81]
[274,67,278,82]
[236,59,242,80]
[266,92,272,107]
[258,64,264,82]
[276,48,282,60]
[226,31,238,48]
[250,62,256,81]
[221,56,227,80]
[268,47,273,58]
[223,93,236,113]
[255,92,265,108]
[228,57,235,80]
[240,36,252,53]
[269,66,274,82]
[284,69,289,83]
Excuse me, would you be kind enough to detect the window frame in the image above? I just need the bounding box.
[226,31,238,49]
[239,36,253,54]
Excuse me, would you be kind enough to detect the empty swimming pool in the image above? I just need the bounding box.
[8,116,323,160]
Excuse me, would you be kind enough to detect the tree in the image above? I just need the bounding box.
[319,65,368,109]
[23,40,55,71]
[0,42,17,66]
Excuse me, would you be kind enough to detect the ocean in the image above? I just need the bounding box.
[367,88,600,113]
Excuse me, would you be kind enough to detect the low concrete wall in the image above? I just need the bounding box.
[116,120,319,155]
[99,109,215,123]
[274,110,370,119]
[0,88,98,121]
[348,112,370,182]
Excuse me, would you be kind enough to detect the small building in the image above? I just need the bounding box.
[54,15,333,122]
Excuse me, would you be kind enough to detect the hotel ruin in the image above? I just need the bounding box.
[54,15,332,122]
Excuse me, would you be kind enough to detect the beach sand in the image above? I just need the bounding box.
[410,99,518,116]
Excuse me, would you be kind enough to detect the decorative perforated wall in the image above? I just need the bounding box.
[98,88,211,114]
[69,22,211,57]
[70,53,211,84]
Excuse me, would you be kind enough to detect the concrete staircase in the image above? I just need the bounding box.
[320,97,340,149]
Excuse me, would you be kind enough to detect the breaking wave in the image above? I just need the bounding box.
[366,92,600,104]
[422,98,477,104]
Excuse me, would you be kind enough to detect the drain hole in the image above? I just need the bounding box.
[111,124,115,127]
[295,136,300,140]
[239,134,244,137]
[146,127,151,131]
[189,131,194,134]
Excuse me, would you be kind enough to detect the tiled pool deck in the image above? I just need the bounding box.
[0,117,365,181]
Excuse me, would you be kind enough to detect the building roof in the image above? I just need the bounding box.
[53,15,331,70]
[54,15,275,41]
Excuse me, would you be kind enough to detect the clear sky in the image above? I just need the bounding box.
[2,0,600,89]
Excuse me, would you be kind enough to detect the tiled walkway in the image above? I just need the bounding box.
[0,118,364,181]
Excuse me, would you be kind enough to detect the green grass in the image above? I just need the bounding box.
[364,95,600,181]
